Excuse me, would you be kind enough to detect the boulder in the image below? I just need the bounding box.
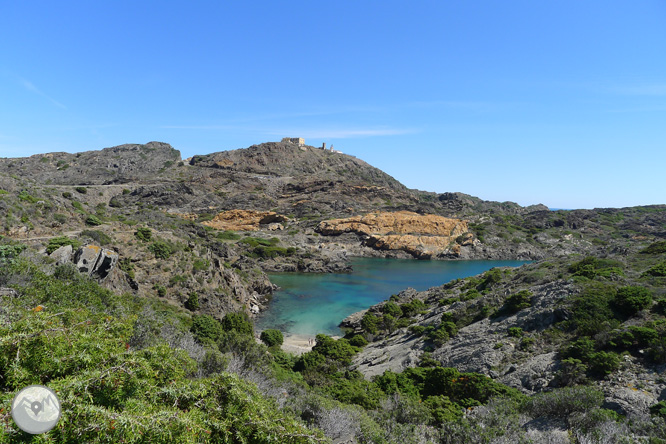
[49,244,73,265]
[74,245,102,275]
[91,249,119,280]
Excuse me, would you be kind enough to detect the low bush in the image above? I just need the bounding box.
[220,311,254,336]
[643,261,666,277]
[185,292,199,311]
[81,229,112,245]
[613,286,652,315]
[217,230,241,240]
[260,329,284,347]
[75,186,87,194]
[191,314,224,343]
[85,215,103,226]
[524,386,604,418]
[382,301,403,318]
[508,327,523,337]
[46,236,81,254]
[149,240,175,259]
[135,227,152,242]
[641,241,666,254]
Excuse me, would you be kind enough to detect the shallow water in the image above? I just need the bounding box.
[255,257,529,337]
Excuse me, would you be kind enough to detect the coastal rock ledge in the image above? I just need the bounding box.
[316,211,469,259]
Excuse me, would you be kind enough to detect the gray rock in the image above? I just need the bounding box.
[91,248,119,280]
[49,244,73,265]
[74,245,103,275]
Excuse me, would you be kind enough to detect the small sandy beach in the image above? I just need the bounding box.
[280,334,315,355]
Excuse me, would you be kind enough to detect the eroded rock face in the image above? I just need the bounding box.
[201,210,288,231]
[73,245,118,279]
[316,211,469,258]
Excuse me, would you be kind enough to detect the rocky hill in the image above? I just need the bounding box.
[2,140,666,442]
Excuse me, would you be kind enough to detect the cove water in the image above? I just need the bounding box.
[255,257,529,337]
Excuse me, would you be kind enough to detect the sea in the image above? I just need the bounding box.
[255,257,529,337]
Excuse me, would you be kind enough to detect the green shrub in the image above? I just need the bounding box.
[525,386,604,418]
[361,312,380,334]
[348,334,369,347]
[46,236,81,254]
[153,284,166,297]
[650,401,666,418]
[499,290,533,315]
[135,227,152,242]
[588,351,620,376]
[409,325,427,336]
[400,299,427,316]
[81,229,112,245]
[312,334,358,365]
[382,301,403,318]
[641,241,666,254]
[643,261,666,277]
[85,215,103,226]
[53,213,67,224]
[191,314,224,343]
[217,230,241,240]
[192,258,210,272]
[220,311,254,336]
[555,358,588,387]
[614,286,652,315]
[71,201,84,211]
[508,327,524,337]
[108,197,122,208]
[75,186,87,194]
[184,292,199,311]
[149,240,174,259]
[260,329,284,347]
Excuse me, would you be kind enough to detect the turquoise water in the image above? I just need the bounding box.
[255,257,529,337]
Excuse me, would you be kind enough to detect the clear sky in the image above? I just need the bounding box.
[1,1,665,209]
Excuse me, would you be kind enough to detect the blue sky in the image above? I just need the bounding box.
[1,1,665,209]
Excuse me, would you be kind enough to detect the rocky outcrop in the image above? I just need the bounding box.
[316,211,469,258]
[72,245,118,279]
[201,210,288,231]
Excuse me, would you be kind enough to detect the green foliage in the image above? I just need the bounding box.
[85,215,103,226]
[191,314,224,343]
[108,197,122,207]
[18,191,39,203]
[566,283,618,336]
[588,351,621,376]
[478,268,502,290]
[81,229,112,245]
[498,290,533,316]
[75,186,88,194]
[508,327,524,337]
[382,301,403,318]
[118,258,135,279]
[153,283,167,297]
[312,334,358,365]
[260,329,284,347]
[240,236,280,247]
[149,240,175,259]
[216,230,241,240]
[348,334,369,347]
[46,236,81,254]
[613,286,653,315]
[641,241,666,254]
[644,261,666,277]
[569,256,624,279]
[220,311,254,336]
[252,245,297,259]
[524,386,604,418]
[650,401,666,418]
[555,358,588,387]
[192,258,210,272]
[428,321,458,346]
[400,299,427,316]
[361,312,380,334]
[0,243,26,264]
[135,226,153,242]
[185,291,199,311]
[54,213,68,225]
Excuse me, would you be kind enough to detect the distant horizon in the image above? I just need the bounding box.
[2,2,665,209]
